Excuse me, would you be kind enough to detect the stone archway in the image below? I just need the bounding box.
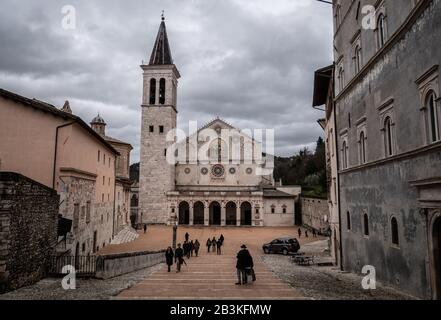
[226,201,237,226]
[193,202,205,225]
[240,202,252,226]
[209,201,221,226]
[430,211,441,299]
[178,201,190,225]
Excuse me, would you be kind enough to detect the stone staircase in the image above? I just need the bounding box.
[111,226,139,245]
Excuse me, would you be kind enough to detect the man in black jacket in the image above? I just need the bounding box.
[235,244,254,285]
[175,243,184,273]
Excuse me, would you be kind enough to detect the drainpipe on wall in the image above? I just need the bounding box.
[53,121,76,189]
[333,70,344,272]
[112,158,117,239]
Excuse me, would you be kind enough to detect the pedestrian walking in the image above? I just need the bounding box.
[175,243,184,273]
[206,238,212,253]
[305,230,309,238]
[312,229,317,238]
[184,241,191,259]
[194,240,200,257]
[298,228,302,238]
[190,240,195,257]
[211,237,217,253]
[143,224,147,234]
[165,247,174,272]
[216,238,222,255]
[185,232,189,242]
[235,245,254,285]
[220,234,225,245]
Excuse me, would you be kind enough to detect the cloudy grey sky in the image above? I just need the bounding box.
[0,0,333,163]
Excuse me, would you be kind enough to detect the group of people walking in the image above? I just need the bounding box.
[297,228,318,238]
[206,234,224,255]
[164,232,256,285]
[165,232,201,273]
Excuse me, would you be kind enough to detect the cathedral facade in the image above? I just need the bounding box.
[139,17,299,227]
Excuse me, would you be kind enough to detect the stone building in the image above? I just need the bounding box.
[139,17,300,227]
[0,89,119,257]
[0,172,59,293]
[332,0,441,298]
[90,115,133,234]
[312,65,342,267]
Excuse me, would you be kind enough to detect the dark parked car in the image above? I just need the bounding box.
[262,238,300,255]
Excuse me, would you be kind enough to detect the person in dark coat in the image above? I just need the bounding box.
[216,238,222,255]
[236,245,254,285]
[186,241,191,259]
[165,247,174,272]
[190,240,195,257]
[182,241,188,257]
[185,232,190,242]
[175,243,184,273]
[194,240,200,257]
[206,238,212,253]
[211,237,217,252]
[305,230,309,238]
[312,229,317,238]
[298,228,302,238]
[143,224,147,234]
[219,234,225,245]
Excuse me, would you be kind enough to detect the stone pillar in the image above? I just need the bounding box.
[236,203,241,226]
[189,204,194,226]
[251,203,256,227]
[204,204,209,226]
[221,205,226,226]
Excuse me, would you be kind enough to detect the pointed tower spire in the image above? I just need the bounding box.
[149,13,173,65]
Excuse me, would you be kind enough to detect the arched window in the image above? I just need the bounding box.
[384,117,393,157]
[342,140,348,169]
[391,217,399,246]
[426,91,440,143]
[347,211,351,230]
[355,45,362,74]
[159,78,166,105]
[363,213,369,236]
[338,67,345,91]
[359,131,366,164]
[377,14,386,48]
[149,78,156,105]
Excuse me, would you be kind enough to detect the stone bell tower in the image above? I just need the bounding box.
[139,15,180,224]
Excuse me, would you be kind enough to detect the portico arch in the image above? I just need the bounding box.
[226,201,237,226]
[240,201,252,226]
[193,201,204,225]
[209,201,221,226]
[178,201,190,225]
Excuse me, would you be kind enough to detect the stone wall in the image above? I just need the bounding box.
[301,197,329,233]
[0,172,59,293]
[95,250,165,279]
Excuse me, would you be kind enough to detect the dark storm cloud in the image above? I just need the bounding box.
[0,0,333,162]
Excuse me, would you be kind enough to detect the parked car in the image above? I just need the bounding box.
[262,237,300,255]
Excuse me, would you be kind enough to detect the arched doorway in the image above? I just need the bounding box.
[178,202,190,225]
[209,201,221,226]
[432,215,441,299]
[193,202,205,225]
[226,202,237,225]
[241,202,252,226]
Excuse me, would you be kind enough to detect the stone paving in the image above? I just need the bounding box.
[112,226,317,300]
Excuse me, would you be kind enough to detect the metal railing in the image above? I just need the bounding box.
[48,255,96,277]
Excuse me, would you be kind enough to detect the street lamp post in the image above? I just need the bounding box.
[172,215,178,250]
